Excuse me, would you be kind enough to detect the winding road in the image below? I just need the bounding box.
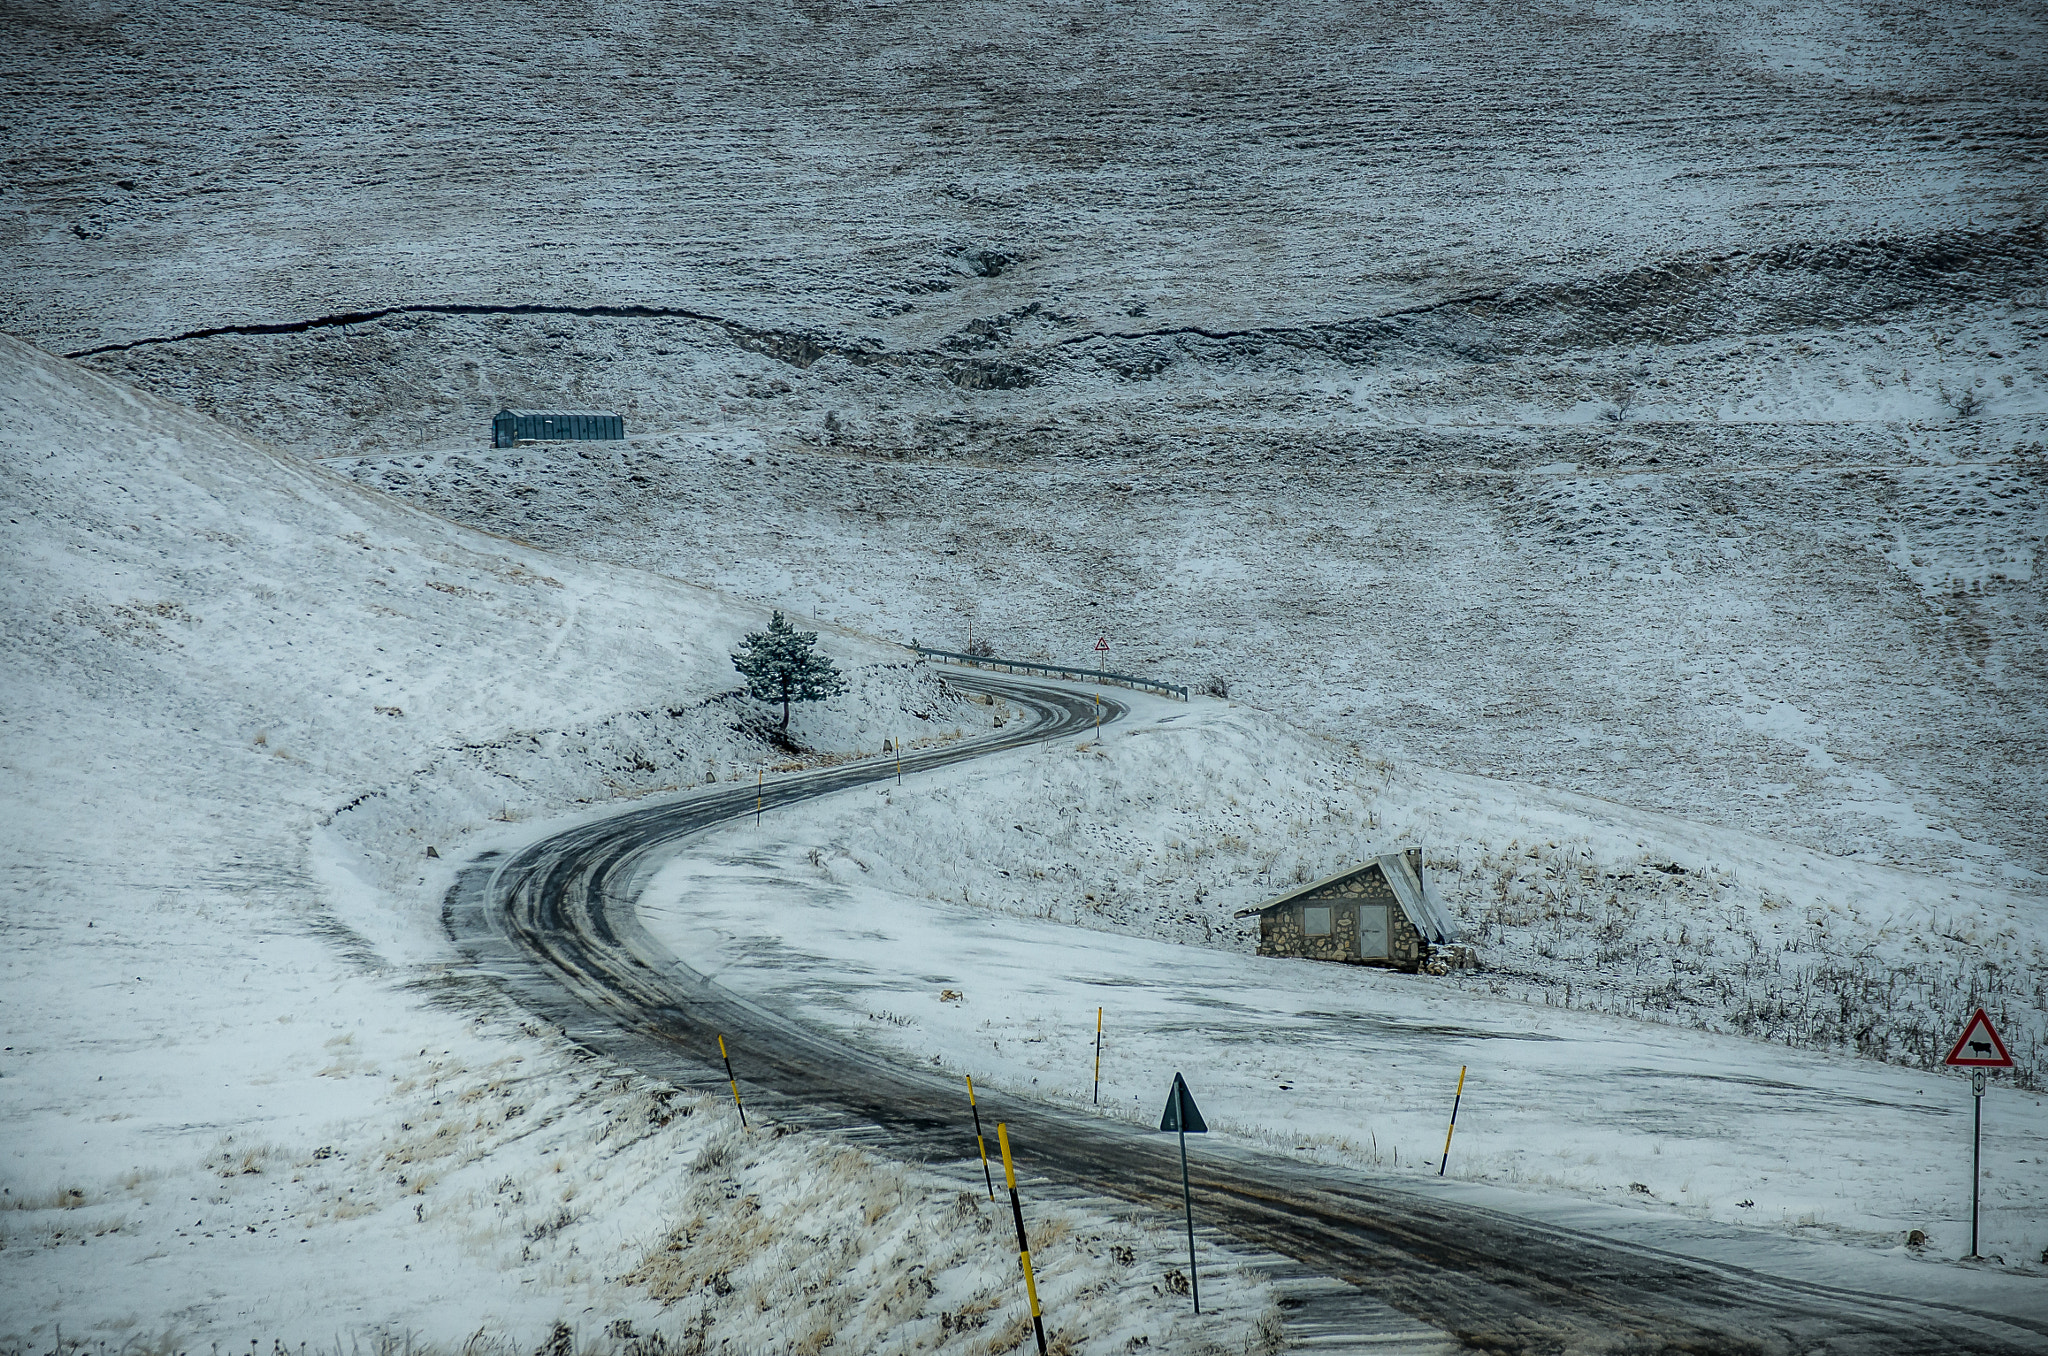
[445,672,2045,1355]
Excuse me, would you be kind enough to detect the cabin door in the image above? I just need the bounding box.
[1357,904,1390,960]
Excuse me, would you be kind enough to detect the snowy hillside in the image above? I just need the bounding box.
[0,342,1265,1351]
[6,0,2046,1344]
[7,0,2041,896]
[6,1,2042,351]
[304,364,2048,897]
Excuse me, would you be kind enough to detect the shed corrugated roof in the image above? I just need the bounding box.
[495,409,621,418]
[1380,849,1462,944]
[1232,850,1461,944]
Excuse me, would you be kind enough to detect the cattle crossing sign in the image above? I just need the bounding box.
[1944,1008,2011,1259]
[1944,1008,2013,1068]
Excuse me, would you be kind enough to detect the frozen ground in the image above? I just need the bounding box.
[0,341,1268,1353]
[307,371,2048,895]
[630,686,2048,1280]
[661,687,2048,1087]
[7,0,2042,895]
[7,1,2041,352]
[5,0,2046,1345]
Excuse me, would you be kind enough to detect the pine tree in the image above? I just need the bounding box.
[731,611,847,731]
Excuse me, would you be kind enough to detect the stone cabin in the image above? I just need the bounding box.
[1234,849,1461,973]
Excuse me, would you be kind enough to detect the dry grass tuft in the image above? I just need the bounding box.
[1,1184,90,1211]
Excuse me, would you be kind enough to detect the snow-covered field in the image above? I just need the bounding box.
[9,2,2040,352]
[1,341,1270,1353]
[10,0,2042,895]
[311,380,2048,891]
[6,0,2047,1345]
[664,689,2047,1086]
[637,686,2048,1273]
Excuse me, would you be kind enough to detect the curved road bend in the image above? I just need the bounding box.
[445,673,2043,1355]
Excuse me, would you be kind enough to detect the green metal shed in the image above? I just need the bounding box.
[492,409,625,448]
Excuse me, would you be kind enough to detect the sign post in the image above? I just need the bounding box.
[1971,1069,1986,1258]
[1943,1007,2013,1258]
[1158,1072,1208,1313]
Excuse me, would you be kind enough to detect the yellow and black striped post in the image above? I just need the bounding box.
[1438,1065,1466,1176]
[718,1034,748,1128]
[966,1075,995,1200]
[997,1124,1049,1356]
[1092,1007,1103,1105]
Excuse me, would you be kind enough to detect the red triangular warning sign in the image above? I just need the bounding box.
[1944,1008,2013,1068]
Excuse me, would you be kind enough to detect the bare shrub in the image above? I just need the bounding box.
[1939,380,1984,419]
[690,1132,737,1174]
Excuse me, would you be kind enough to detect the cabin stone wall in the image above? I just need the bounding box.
[1387,909,1425,972]
[1258,905,1358,963]
[1252,863,1429,973]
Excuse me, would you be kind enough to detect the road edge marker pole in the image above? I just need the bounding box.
[717,1034,747,1129]
[1438,1065,1466,1177]
[967,1075,995,1200]
[997,1124,1049,1356]
[1093,1007,1103,1105]
[756,768,763,826]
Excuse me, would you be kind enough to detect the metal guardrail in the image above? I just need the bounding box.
[911,645,1189,701]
